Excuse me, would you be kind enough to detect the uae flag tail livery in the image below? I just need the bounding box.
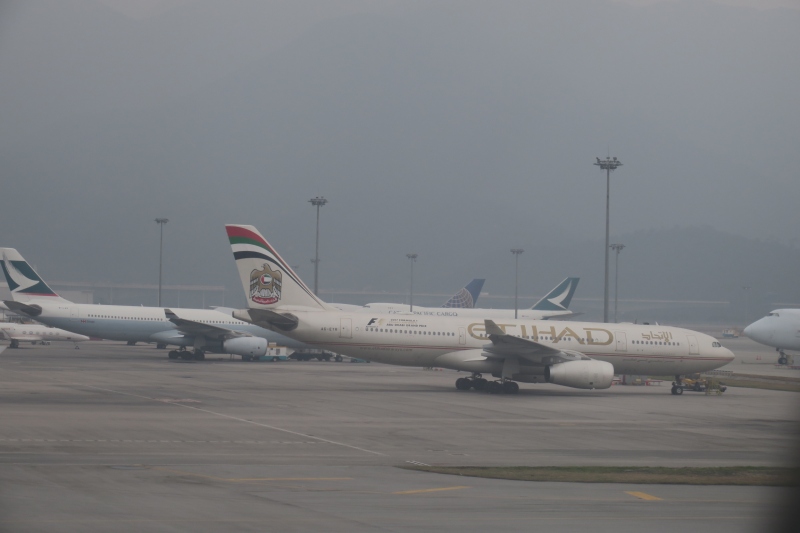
[225,225,331,312]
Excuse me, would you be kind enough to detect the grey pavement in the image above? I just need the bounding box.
[0,341,797,532]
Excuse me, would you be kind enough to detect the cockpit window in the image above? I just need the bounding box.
[712,342,721,348]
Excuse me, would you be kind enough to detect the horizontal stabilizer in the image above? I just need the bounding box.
[2,300,43,317]
[232,308,299,331]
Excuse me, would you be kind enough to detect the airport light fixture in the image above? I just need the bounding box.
[742,285,751,324]
[308,196,328,295]
[610,243,625,323]
[511,248,524,319]
[594,156,622,323]
[406,253,418,312]
[155,218,169,306]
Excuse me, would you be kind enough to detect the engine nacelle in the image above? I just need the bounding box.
[545,360,614,390]
[222,337,268,357]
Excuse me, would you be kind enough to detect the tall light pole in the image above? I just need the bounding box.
[406,253,418,312]
[511,248,524,319]
[742,285,751,324]
[155,218,169,306]
[308,196,328,295]
[594,156,622,323]
[610,243,625,323]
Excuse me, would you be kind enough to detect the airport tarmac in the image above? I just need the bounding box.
[0,341,797,532]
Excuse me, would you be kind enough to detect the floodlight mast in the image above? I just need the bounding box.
[511,248,524,319]
[610,243,625,322]
[594,156,622,323]
[155,218,169,306]
[406,254,418,312]
[308,196,328,295]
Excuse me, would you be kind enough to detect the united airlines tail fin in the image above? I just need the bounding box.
[0,248,70,304]
[441,278,485,308]
[225,225,332,311]
[530,277,579,311]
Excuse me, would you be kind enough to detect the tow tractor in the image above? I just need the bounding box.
[671,375,727,395]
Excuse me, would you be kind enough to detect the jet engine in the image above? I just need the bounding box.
[222,337,268,357]
[545,360,614,390]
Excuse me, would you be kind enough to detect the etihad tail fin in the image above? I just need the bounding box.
[0,248,70,304]
[225,225,332,311]
[530,277,579,311]
[442,278,485,308]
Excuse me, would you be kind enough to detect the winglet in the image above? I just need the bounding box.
[484,319,506,337]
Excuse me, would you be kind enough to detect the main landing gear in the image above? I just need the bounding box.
[455,374,520,395]
[167,349,205,361]
[9,339,19,349]
[671,375,684,395]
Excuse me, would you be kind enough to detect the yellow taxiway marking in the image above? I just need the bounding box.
[150,467,351,483]
[393,486,470,495]
[625,491,663,501]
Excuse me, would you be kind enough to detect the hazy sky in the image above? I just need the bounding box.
[1,0,798,315]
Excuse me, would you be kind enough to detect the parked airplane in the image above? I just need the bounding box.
[743,309,800,365]
[0,322,89,348]
[361,277,580,320]
[0,247,308,361]
[226,224,734,395]
[331,278,486,313]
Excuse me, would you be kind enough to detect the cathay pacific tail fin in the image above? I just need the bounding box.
[530,277,579,311]
[225,225,333,311]
[0,248,70,304]
[442,278,485,308]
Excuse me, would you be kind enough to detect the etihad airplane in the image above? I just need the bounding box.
[0,247,308,361]
[0,322,89,348]
[331,278,486,313]
[226,224,735,395]
[360,277,580,320]
[743,309,800,365]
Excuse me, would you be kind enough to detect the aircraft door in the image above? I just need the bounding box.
[614,331,627,352]
[458,327,466,345]
[686,335,699,355]
[339,318,352,339]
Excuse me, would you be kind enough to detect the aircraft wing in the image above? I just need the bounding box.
[482,319,586,365]
[165,309,250,340]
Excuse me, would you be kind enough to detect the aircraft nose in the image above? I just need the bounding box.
[743,320,764,342]
[722,346,735,362]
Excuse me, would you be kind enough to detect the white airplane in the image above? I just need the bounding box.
[743,309,800,365]
[0,247,310,361]
[356,277,580,320]
[331,278,486,313]
[225,224,735,395]
[0,322,89,348]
